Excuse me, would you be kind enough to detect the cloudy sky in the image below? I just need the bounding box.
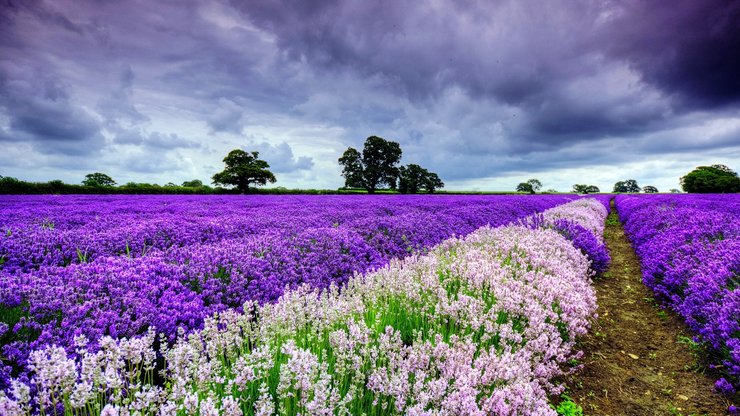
[1,0,739,192]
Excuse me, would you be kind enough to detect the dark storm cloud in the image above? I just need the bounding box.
[635,121,740,155]
[234,0,739,140]
[234,0,574,103]
[236,0,740,109]
[229,0,675,150]
[1,0,300,112]
[0,69,105,155]
[0,0,738,187]
[600,0,740,108]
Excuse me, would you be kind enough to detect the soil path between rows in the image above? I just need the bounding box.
[562,202,734,415]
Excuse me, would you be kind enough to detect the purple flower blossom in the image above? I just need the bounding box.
[617,194,740,391]
[716,377,736,395]
[1,194,586,381]
[0,198,606,415]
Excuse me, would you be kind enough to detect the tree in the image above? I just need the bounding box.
[338,136,402,193]
[82,172,116,187]
[708,164,736,174]
[680,165,740,193]
[572,184,600,194]
[182,179,203,187]
[398,164,444,194]
[338,148,365,188]
[526,179,542,193]
[516,179,543,194]
[516,182,534,194]
[642,185,659,193]
[0,176,23,193]
[362,136,402,193]
[423,172,444,193]
[670,188,681,193]
[212,150,276,193]
[613,179,641,193]
[399,164,425,194]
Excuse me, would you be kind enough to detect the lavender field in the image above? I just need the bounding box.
[616,194,740,394]
[0,195,612,415]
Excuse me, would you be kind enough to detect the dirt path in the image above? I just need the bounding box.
[561,204,734,415]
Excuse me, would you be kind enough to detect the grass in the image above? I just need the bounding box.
[677,335,709,373]
[554,394,584,416]
[605,212,620,227]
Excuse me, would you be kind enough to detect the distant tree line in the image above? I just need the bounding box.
[3,145,738,195]
[604,165,739,194]
[0,175,220,195]
[0,175,392,195]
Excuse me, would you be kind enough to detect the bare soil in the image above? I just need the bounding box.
[560,203,737,415]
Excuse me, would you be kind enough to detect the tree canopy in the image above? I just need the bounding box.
[361,136,402,193]
[572,184,600,194]
[338,136,403,193]
[424,172,444,194]
[642,185,659,193]
[182,179,203,188]
[212,150,276,193]
[398,164,444,194]
[613,179,641,193]
[516,182,534,194]
[82,172,116,187]
[680,164,740,193]
[516,179,543,194]
[338,148,365,189]
[526,179,542,193]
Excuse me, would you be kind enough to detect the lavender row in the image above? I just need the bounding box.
[520,197,611,275]
[0,195,579,386]
[0,198,608,415]
[616,194,740,393]
[0,195,579,274]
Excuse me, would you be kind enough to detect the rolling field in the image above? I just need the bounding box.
[0,194,613,414]
[1,194,737,415]
[0,195,579,361]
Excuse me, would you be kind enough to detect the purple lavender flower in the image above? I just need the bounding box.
[716,378,736,395]
[1,194,582,382]
[617,193,740,391]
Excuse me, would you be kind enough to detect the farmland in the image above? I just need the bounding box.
[0,194,580,361]
[1,194,738,415]
[617,194,740,395]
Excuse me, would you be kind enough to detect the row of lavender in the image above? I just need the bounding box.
[0,195,584,388]
[0,198,610,415]
[0,195,593,276]
[616,194,740,393]
[2,195,580,274]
